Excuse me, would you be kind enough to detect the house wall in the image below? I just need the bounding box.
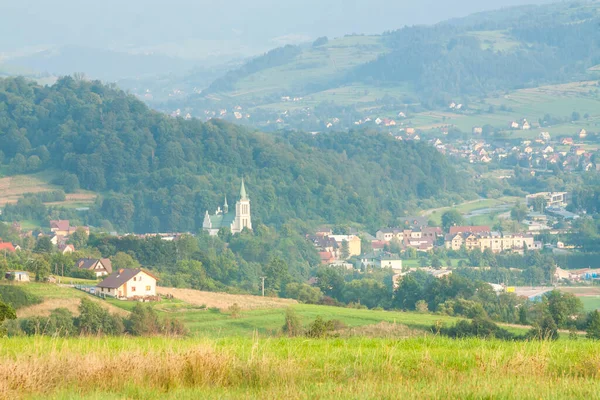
[379,259,403,271]
[123,271,156,298]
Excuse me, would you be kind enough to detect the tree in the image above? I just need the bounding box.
[34,236,53,254]
[340,240,350,260]
[587,310,600,340]
[285,283,323,304]
[530,196,548,213]
[125,303,161,335]
[262,257,289,293]
[442,210,465,231]
[572,111,581,121]
[544,290,583,328]
[27,256,50,282]
[76,298,124,335]
[111,252,140,269]
[0,300,16,336]
[69,227,89,249]
[510,202,528,222]
[282,307,303,336]
[431,257,442,270]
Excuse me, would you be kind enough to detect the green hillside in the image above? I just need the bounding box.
[0,76,474,233]
[166,0,600,136]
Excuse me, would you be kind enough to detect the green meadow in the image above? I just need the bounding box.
[1,336,600,399]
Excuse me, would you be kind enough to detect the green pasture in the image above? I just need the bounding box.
[2,336,600,399]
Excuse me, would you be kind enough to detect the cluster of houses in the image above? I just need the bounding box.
[444,226,541,254]
[307,229,362,267]
[440,130,600,168]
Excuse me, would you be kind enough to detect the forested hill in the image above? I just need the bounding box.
[0,77,473,232]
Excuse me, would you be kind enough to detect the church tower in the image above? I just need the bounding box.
[233,178,252,233]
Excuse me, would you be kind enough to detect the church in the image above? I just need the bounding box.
[202,179,252,236]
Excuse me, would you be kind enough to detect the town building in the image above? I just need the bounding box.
[444,231,535,253]
[203,179,252,236]
[525,192,569,208]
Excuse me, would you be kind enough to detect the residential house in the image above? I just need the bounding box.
[59,244,75,254]
[76,258,113,277]
[96,268,157,299]
[521,120,531,130]
[539,132,551,141]
[562,137,574,145]
[0,242,16,253]
[379,254,403,271]
[328,235,361,258]
[543,146,554,154]
[405,128,416,135]
[5,271,30,282]
[50,220,71,236]
[579,129,587,139]
[319,252,335,265]
[510,121,520,129]
[472,127,483,135]
[50,220,90,237]
[370,240,387,252]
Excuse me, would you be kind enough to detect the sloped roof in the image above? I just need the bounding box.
[449,226,490,235]
[97,268,157,289]
[50,220,70,231]
[206,212,236,230]
[0,243,16,252]
[76,258,113,274]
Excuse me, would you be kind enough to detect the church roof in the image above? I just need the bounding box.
[207,212,236,230]
[240,178,248,200]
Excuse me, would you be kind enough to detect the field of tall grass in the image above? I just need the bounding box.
[1,336,600,399]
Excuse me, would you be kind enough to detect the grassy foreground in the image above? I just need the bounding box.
[2,336,600,399]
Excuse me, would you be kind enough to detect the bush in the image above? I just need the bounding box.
[527,315,559,341]
[305,316,345,338]
[125,303,161,336]
[0,285,42,310]
[69,269,98,280]
[228,303,241,319]
[415,300,429,313]
[435,317,515,340]
[282,307,303,337]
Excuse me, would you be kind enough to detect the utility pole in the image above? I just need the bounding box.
[260,276,266,297]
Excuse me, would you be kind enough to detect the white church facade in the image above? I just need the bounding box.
[202,179,252,236]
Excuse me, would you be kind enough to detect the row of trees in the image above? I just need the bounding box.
[4,298,186,337]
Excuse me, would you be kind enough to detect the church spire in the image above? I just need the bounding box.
[224,196,229,213]
[240,178,248,200]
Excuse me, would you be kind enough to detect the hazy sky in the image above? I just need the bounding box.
[1,0,554,57]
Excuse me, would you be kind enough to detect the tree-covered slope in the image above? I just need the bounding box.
[0,76,473,232]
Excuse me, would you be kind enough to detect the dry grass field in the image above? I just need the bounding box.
[156,287,297,310]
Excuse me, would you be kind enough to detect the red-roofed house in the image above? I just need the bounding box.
[319,252,335,264]
[370,240,387,251]
[0,242,16,253]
